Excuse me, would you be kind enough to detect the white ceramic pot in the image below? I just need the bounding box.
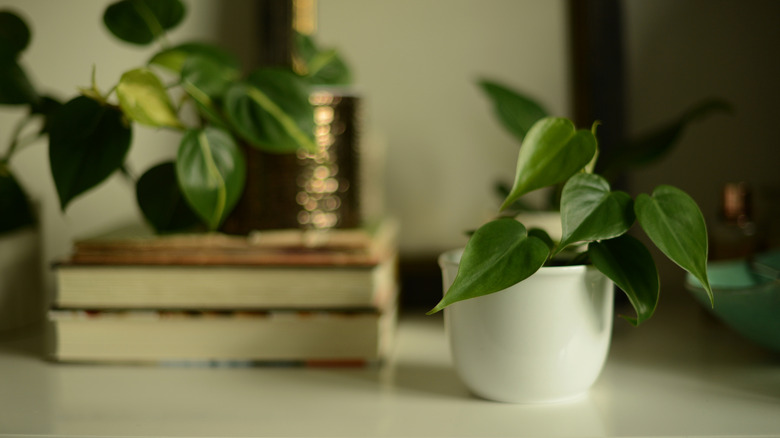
[439,249,614,403]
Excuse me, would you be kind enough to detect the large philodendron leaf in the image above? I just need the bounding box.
[0,166,36,233]
[103,0,185,46]
[501,117,597,210]
[136,161,200,233]
[635,185,713,304]
[589,235,659,326]
[428,218,549,314]
[116,68,182,128]
[224,68,316,154]
[176,127,246,230]
[48,96,132,210]
[557,173,634,252]
[149,41,240,74]
[478,79,548,144]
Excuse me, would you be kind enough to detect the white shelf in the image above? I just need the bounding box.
[1,293,779,437]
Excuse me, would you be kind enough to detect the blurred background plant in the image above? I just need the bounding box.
[0,0,350,236]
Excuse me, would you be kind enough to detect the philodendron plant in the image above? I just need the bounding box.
[479,79,731,213]
[0,0,349,235]
[428,116,713,325]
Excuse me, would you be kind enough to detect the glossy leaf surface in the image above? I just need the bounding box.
[176,127,245,230]
[558,173,634,252]
[635,185,713,304]
[589,235,659,326]
[224,69,316,154]
[478,79,548,143]
[103,0,185,45]
[428,218,549,314]
[0,10,30,58]
[116,68,181,128]
[0,167,35,232]
[48,96,132,210]
[501,117,597,210]
[136,161,200,232]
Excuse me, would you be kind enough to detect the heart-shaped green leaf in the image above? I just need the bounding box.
[224,68,316,154]
[428,218,549,314]
[176,127,246,230]
[136,161,200,233]
[0,10,30,59]
[478,79,548,144]
[48,96,132,210]
[635,185,713,305]
[557,173,634,252]
[0,166,36,233]
[149,41,240,74]
[589,235,659,326]
[501,117,597,211]
[116,68,182,128]
[103,0,185,46]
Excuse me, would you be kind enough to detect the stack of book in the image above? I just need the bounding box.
[48,220,399,366]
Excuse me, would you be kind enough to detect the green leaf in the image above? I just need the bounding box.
[600,99,732,177]
[528,227,555,252]
[589,235,659,326]
[635,185,713,305]
[181,55,240,99]
[294,33,351,85]
[501,117,597,210]
[224,68,316,154]
[176,127,246,230]
[0,165,36,233]
[149,41,241,74]
[428,218,549,314]
[48,96,132,210]
[557,173,634,252]
[31,95,63,135]
[0,57,38,105]
[478,79,548,143]
[116,68,182,128]
[136,161,200,232]
[0,10,31,58]
[103,0,185,46]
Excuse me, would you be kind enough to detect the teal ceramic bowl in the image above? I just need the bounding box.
[686,250,780,351]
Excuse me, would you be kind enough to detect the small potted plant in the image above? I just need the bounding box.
[428,115,714,403]
[0,0,350,236]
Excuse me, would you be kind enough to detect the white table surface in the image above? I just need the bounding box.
[1,292,779,438]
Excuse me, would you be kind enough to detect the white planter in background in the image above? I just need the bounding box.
[0,226,44,332]
[439,249,613,403]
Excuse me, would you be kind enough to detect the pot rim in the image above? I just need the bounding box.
[438,248,590,275]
